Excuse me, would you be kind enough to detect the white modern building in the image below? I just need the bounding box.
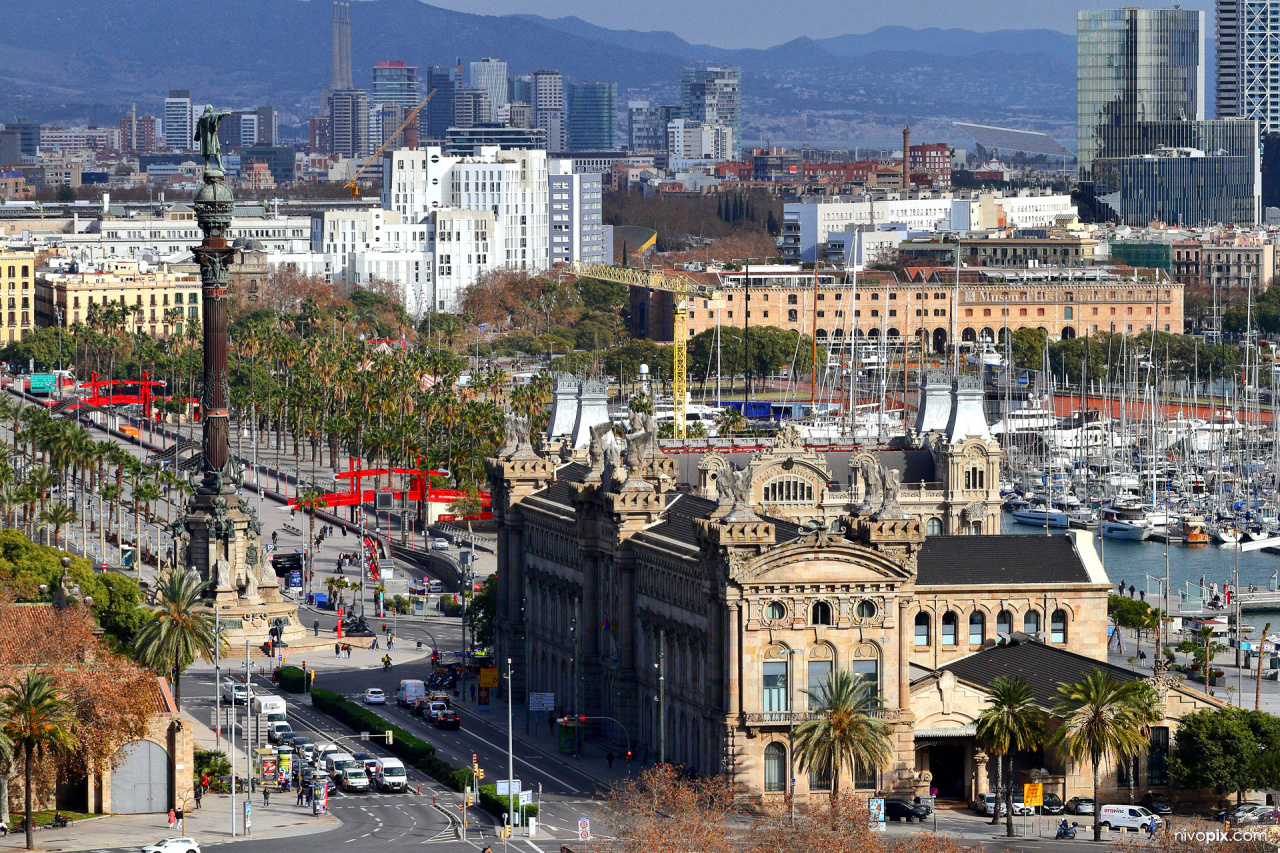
[57,209,311,259]
[164,90,194,152]
[469,58,509,118]
[532,70,566,152]
[781,190,1078,263]
[666,119,734,169]
[548,160,607,266]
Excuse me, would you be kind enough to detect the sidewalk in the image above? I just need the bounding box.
[0,793,338,852]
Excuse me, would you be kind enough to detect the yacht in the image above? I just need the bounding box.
[1100,504,1151,541]
[1011,499,1071,529]
[1172,514,1209,544]
[991,400,1059,436]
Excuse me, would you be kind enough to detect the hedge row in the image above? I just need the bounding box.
[309,689,468,793]
[277,666,307,694]
[479,784,539,819]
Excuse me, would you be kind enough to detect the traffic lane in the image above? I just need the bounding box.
[314,663,604,798]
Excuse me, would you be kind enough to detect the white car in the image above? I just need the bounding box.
[432,538,450,550]
[363,688,386,704]
[141,839,201,853]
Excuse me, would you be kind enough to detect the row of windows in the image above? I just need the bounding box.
[763,741,876,792]
[914,608,1068,647]
[762,659,879,714]
[3,266,30,278]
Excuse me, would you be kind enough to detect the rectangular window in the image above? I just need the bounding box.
[807,660,832,711]
[1148,727,1169,785]
[762,661,788,712]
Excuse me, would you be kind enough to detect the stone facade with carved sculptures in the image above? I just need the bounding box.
[488,385,1221,808]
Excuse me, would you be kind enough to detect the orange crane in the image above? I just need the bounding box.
[344,88,436,198]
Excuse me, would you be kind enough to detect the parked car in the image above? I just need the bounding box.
[1067,797,1095,815]
[1041,793,1066,815]
[1099,804,1162,832]
[363,688,386,704]
[434,710,461,729]
[1225,805,1270,825]
[141,840,201,853]
[885,799,930,822]
[1140,792,1175,815]
[1010,795,1036,817]
[980,794,1008,816]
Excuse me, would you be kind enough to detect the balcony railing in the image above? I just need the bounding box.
[743,708,903,726]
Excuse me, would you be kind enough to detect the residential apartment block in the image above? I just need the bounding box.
[0,250,37,341]
[39,257,202,339]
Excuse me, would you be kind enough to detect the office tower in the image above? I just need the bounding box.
[373,61,419,110]
[331,1,353,91]
[1076,8,1205,175]
[374,103,417,148]
[468,58,508,116]
[164,90,194,151]
[532,70,565,151]
[1215,1,1280,132]
[681,65,742,156]
[256,105,276,147]
[421,65,460,140]
[567,82,617,151]
[510,74,533,106]
[328,89,369,158]
[628,101,676,151]
[309,116,332,154]
[508,103,533,128]
[452,88,492,129]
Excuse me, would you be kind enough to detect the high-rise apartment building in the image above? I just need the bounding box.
[421,65,460,141]
[680,65,742,156]
[309,116,331,154]
[1215,0,1280,132]
[373,61,419,110]
[567,83,618,151]
[328,89,370,158]
[549,160,607,266]
[164,90,194,151]
[120,114,160,153]
[468,58,508,118]
[1076,8,1205,175]
[628,101,677,151]
[256,106,276,147]
[452,88,492,129]
[531,70,566,151]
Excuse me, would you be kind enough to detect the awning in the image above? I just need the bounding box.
[915,724,977,738]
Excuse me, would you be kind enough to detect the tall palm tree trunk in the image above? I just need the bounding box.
[23,743,33,850]
[991,757,1002,825]
[1092,760,1101,841]
[1005,755,1015,837]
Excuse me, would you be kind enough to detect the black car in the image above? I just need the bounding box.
[1041,793,1066,815]
[434,710,462,729]
[1141,792,1175,815]
[886,797,931,817]
[884,799,930,823]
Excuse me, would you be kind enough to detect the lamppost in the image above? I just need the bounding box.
[788,646,803,824]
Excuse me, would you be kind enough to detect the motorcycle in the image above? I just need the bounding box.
[1056,822,1077,840]
[382,656,392,672]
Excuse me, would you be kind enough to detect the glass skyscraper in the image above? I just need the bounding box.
[1217,0,1280,133]
[567,82,618,151]
[1076,8,1205,175]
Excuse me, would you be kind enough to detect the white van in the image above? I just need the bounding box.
[313,745,340,770]
[254,695,286,716]
[374,757,407,792]
[327,753,357,779]
[1099,804,1162,832]
[396,679,426,707]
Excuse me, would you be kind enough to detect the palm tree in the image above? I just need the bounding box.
[1,670,79,851]
[297,489,329,599]
[975,675,1046,835]
[1052,669,1153,842]
[37,504,77,549]
[792,670,894,803]
[132,568,223,709]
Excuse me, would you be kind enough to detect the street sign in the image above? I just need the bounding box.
[528,692,555,712]
[869,798,885,832]
[28,373,55,394]
[519,790,532,806]
[496,779,521,797]
[578,818,590,841]
[244,801,252,833]
[479,667,500,688]
[1023,782,1043,808]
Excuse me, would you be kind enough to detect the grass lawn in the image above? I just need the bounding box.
[13,809,99,827]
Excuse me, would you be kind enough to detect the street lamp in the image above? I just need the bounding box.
[788,646,804,824]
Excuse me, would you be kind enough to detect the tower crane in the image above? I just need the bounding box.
[570,263,721,439]
[344,88,436,199]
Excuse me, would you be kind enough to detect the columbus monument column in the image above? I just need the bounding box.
[174,105,303,645]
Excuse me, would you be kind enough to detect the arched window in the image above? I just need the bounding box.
[914,612,931,647]
[926,517,943,536]
[855,600,876,619]
[787,308,798,322]
[811,601,832,626]
[807,658,833,709]
[766,601,786,621]
[968,611,985,646]
[1024,610,1041,634]
[762,658,788,712]
[970,521,982,535]
[763,477,813,504]
[941,611,958,646]
[996,610,1013,636]
[1051,609,1068,643]
[764,742,786,792]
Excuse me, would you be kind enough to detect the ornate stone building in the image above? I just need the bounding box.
[489,395,1219,806]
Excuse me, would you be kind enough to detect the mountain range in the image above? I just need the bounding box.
[0,0,1076,147]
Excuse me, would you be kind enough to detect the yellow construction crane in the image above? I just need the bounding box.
[344,88,436,198]
[571,263,721,438]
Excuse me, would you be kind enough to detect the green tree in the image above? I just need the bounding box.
[975,675,1045,835]
[1052,670,1153,842]
[1170,707,1261,803]
[1009,327,1049,371]
[792,671,894,802]
[467,574,498,648]
[132,568,222,709]
[1,670,79,851]
[447,485,484,536]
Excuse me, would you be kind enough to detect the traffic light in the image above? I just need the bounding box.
[472,754,478,766]
[466,795,474,806]
[626,750,633,762]
[476,768,484,780]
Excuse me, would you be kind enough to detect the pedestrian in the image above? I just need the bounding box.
[1129,584,1136,598]
[297,786,305,807]
[194,787,202,809]
[1139,589,1145,602]
[168,808,176,830]
[606,751,614,769]
[471,683,477,702]
[335,642,341,659]
[388,634,395,650]
[263,788,269,808]
[1139,649,1147,666]
[1118,579,1125,595]
[314,618,320,637]
[1147,820,1157,839]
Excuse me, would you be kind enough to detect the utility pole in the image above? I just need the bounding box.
[506,657,515,833]
[229,632,237,838]
[658,628,666,765]
[245,638,253,816]
[214,607,221,751]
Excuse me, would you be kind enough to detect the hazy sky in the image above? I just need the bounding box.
[420,0,1216,47]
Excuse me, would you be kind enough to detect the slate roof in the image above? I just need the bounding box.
[937,639,1139,708]
[875,449,936,485]
[917,535,1090,586]
[559,462,591,484]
